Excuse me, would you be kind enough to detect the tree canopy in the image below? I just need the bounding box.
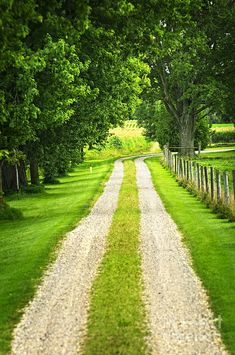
[0,0,234,200]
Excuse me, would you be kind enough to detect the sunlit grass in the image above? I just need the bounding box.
[212,124,234,132]
[146,157,235,354]
[0,160,113,354]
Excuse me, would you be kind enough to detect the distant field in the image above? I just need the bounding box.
[86,120,160,160]
[212,124,235,132]
[196,150,235,194]
[212,124,234,128]
[199,150,235,171]
[110,120,143,137]
[85,137,160,160]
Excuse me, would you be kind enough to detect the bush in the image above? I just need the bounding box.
[107,136,123,149]
[211,131,235,143]
[0,203,23,220]
[22,184,45,194]
[43,176,60,184]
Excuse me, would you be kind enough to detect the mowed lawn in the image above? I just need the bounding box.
[146,157,235,354]
[0,160,113,354]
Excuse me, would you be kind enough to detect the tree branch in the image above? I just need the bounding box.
[158,68,179,121]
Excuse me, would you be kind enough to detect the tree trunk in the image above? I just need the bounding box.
[0,161,4,204]
[2,164,17,192]
[179,115,196,156]
[2,161,27,192]
[30,159,40,185]
[18,161,28,187]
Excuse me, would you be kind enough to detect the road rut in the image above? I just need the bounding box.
[136,157,226,355]
[12,160,124,355]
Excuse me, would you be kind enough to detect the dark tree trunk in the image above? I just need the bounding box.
[30,159,40,185]
[2,161,27,193]
[2,164,17,192]
[179,114,196,156]
[0,161,4,204]
[18,161,28,187]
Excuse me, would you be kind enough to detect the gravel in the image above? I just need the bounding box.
[135,157,227,355]
[11,159,124,355]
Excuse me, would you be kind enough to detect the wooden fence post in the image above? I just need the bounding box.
[223,171,230,205]
[183,159,186,178]
[197,163,200,190]
[198,142,201,157]
[233,170,235,203]
[175,155,178,174]
[186,160,189,180]
[210,167,215,200]
[177,157,180,177]
[189,161,193,181]
[216,170,222,202]
[204,166,209,193]
[201,166,204,192]
[193,162,197,185]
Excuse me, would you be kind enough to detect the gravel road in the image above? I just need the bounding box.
[135,157,227,355]
[12,156,227,355]
[12,159,124,355]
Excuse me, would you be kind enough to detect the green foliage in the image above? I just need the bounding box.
[107,136,123,149]
[195,117,212,150]
[137,101,179,149]
[136,100,211,150]
[211,131,235,143]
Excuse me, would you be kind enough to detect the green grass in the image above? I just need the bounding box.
[212,123,234,128]
[0,160,114,355]
[146,157,235,354]
[82,160,148,355]
[197,150,235,171]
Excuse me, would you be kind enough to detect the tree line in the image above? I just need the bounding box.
[0,0,234,204]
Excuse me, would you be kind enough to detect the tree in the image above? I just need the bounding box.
[109,0,232,155]
[136,99,210,151]
[0,0,91,191]
[205,0,235,122]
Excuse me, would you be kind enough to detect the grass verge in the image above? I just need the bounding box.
[146,157,235,354]
[0,159,113,355]
[82,160,148,355]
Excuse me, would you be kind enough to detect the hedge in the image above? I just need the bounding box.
[211,131,235,143]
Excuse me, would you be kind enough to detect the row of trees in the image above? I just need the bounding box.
[0,0,149,199]
[1,0,234,203]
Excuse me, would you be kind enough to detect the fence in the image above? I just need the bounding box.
[163,147,235,211]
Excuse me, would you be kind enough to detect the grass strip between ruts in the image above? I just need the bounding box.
[82,160,148,355]
[146,157,235,355]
